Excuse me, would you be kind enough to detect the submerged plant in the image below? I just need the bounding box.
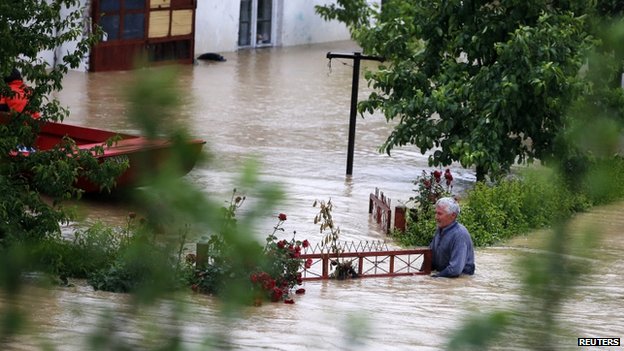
[314,199,357,280]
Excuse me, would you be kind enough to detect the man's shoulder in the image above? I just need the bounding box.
[449,222,470,237]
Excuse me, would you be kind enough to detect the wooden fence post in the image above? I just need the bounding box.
[196,243,210,270]
[394,205,407,232]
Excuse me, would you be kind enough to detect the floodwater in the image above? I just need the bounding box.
[3,41,624,350]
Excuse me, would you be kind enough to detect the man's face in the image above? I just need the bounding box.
[435,204,456,229]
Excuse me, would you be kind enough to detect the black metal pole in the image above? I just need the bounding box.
[346,53,361,176]
[326,52,384,176]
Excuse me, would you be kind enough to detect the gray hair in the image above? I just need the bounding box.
[436,197,460,216]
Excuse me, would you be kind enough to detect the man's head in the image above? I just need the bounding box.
[435,197,460,229]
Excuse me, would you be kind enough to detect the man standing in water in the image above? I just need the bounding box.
[428,197,475,277]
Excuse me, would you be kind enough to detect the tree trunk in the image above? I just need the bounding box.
[475,165,486,182]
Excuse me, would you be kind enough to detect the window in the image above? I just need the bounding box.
[91,0,196,71]
[238,0,273,48]
[97,0,147,41]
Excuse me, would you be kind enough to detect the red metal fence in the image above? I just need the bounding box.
[299,241,431,281]
[195,240,431,281]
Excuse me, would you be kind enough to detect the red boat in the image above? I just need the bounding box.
[3,115,206,193]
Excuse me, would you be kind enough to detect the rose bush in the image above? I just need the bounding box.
[186,209,310,305]
[250,213,309,304]
[395,169,455,246]
[409,168,454,222]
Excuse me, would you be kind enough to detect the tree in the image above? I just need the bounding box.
[316,0,618,181]
[0,1,125,243]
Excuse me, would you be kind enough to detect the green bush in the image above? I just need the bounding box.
[88,238,182,296]
[30,222,122,280]
[399,166,598,247]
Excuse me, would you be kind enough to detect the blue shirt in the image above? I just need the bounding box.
[429,221,475,277]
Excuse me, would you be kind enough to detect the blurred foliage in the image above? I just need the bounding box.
[0,3,286,348]
[0,0,131,346]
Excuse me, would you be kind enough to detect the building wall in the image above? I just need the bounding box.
[194,1,241,54]
[280,0,352,47]
[194,0,359,55]
[37,0,91,71]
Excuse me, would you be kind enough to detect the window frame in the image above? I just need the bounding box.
[238,0,275,48]
[96,0,148,42]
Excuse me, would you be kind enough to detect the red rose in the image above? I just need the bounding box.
[444,169,453,185]
[433,170,442,182]
[295,288,306,294]
[278,213,287,221]
[277,240,286,249]
[305,258,313,269]
[302,239,310,248]
[271,287,284,302]
[264,278,276,290]
[284,299,295,304]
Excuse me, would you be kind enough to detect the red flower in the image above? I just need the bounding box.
[271,287,284,302]
[444,169,453,186]
[284,299,295,304]
[305,258,313,269]
[295,288,306,294]
[278,213,287,221]
[277,240,286,249]
[302,239,310,248]
[433,170,442,182]
[261,275,276,290]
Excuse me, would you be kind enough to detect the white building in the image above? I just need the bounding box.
[42,0,377,72]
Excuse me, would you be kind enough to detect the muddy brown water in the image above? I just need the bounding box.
[1,41,622,350]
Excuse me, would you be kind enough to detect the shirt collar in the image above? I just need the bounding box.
[439,221,458,235]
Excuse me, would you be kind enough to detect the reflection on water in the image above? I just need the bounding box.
[3,41,623,350]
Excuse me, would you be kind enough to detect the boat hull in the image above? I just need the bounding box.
[3,115,206,193]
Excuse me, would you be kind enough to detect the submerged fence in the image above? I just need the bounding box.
[299,240,431,281]
[369,188,408,233]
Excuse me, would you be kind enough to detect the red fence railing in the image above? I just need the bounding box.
[299,246,431,281]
